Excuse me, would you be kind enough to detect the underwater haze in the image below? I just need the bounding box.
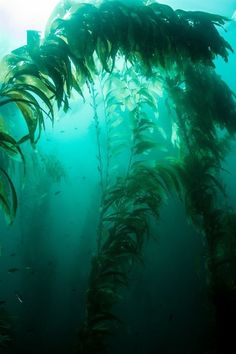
[0,1,236,354]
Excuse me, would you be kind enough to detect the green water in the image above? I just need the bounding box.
[0,1,236,353]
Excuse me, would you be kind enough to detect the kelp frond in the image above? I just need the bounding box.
[0,166,17,224]
[77,156,183,353]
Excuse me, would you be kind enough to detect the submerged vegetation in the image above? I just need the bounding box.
[0,308,12,349]
[0,1,236,353]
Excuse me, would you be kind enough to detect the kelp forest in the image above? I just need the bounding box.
[0,0,236,353]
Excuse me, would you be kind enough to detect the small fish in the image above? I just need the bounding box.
[8,267,20,273]
[168,313,174,322]
[60,130,65,133]
[39,193,47,200]
[15,292,23,304]
[54,191,61,196]
[0,300,6,305]
[10,253,17,257]
[74,127,78,130]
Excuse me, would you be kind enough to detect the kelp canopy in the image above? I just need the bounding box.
[0,0,234,221]
[0,1,236,353]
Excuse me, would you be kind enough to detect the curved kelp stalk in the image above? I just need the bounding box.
[0,1,235,353]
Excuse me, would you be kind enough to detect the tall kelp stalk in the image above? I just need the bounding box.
[166,63,236,352]
[76,65,179,353]
[0,1,236,353]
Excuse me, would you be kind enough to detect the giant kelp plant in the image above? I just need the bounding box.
[0,1,236,353]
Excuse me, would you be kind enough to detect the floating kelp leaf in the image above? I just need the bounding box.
[150,2,179,22]
[44,0,70,37]
[134,140,156,154]
[96,38,112,73]
[0,167,17,224]
[138,87,158,110]
[105,95,122,110]
[0,132,26,172]
[100,270,128,287]
[133,119,155,134]
[90,325,112,335]
[90,312,121,328]
[176,10,230,27]
[155,161,184,200]
[0,86,45,143]
[13,79,54,121]
[124,96,136,112]
[175,9,233,64]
